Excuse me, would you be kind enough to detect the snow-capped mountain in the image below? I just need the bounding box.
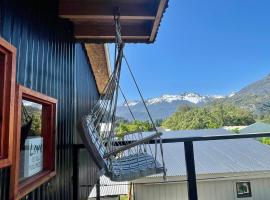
[117,93,224,121]
[117,73,270,121]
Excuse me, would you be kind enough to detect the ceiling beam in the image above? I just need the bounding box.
[74,25,151,38]
[59,1,156,18]
[76,36,150,43]
[60,15,155,21]
[149,0,168,42]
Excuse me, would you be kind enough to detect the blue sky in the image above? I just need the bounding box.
[111,0,270,100]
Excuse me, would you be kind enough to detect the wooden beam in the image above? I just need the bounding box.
[60,15,155,21]
[149,0,168,42]
[76,37,150,43]
[59,0,156,18]
[75,36,150,43]
[74,25,151,38]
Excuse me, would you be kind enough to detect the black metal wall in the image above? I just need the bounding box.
[0,0,100,199]
[75,44,100,200]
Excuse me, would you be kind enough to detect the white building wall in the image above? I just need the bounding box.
[134,178,270,200]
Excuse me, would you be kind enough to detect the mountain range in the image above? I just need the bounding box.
[116,73,270,121]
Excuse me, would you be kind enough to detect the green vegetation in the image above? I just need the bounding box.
[231,128,240,134]
[259,137,270,145]
[162,103,255,130]
[22,105,42,136]
[116,120,153,138]
[120,195,128,200]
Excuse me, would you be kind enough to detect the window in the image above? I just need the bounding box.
[10,85,57,199]
[236,181,252,198]
[0,37,16,168]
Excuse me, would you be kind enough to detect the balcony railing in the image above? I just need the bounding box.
[74,132,270,200]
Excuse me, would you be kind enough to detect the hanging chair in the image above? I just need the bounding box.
[21,102,33,150]
[78,14,166,182]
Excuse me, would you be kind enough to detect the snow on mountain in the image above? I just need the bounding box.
[117,93,224,121]
[124,100,140,107]
[229,92,236,97]
[124,93,224,106]
[211,95,225,99]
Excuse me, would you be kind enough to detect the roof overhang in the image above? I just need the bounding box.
[85,44,111,95]
[132,171,270,184]
[59,0,168,43]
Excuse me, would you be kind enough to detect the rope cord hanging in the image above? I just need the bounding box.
[78,12,166,181]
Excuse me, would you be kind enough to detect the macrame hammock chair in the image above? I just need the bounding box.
[79,15,166,182]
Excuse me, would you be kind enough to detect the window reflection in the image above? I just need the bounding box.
[20,100,43,181]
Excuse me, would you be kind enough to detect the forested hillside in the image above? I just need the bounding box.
[162,103,255,130]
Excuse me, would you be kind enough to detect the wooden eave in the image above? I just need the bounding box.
[59,0,168,43]
[85,44,111,95]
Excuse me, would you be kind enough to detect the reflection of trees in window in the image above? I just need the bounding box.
[21,100,42,150]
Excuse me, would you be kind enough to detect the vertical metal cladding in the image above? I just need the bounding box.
[0,0,100,199]
[75,44,100,200]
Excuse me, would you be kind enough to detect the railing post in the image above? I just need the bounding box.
[96,178,101,200]
[184,141,198,200]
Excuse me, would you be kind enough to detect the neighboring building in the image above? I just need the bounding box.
[240,122,270,133]
[132,129,270,200]
[89,176,128,200]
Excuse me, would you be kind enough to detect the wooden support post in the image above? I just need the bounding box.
[96,178,101,200]
[184,141,198,200]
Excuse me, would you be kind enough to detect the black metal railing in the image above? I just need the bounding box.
[151,132,270,200]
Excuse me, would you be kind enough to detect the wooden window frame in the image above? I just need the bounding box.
[0,37,16,169]
[10,85,57,200]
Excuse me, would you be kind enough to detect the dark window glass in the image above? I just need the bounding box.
[236,182,252,198]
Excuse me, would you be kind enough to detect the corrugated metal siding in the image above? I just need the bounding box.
[0,0,100,199]
[75,43,100,200]
[78,149,100,200]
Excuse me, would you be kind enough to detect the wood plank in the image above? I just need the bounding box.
[60,15,155,21]
[149,0,168,42]
[59,0,156,17]
[75,36,150,43]
[74,24,151,38]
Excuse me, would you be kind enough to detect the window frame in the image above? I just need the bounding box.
[10,85,57,200]
[0,37,16,168]
[236,181,252,198]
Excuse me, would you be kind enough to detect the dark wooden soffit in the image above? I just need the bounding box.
[59,0,169,43]
[85,44,111,95]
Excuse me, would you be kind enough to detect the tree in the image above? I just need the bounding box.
[116,120,153,138]
[162,103,255,130]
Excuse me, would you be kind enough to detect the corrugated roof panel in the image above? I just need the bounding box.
[134,129,270,177]
[240,122,270,133]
